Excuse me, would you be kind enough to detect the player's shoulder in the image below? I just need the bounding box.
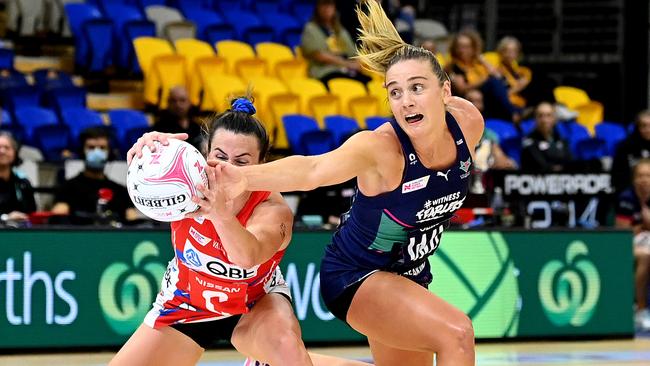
[254,192,294,221]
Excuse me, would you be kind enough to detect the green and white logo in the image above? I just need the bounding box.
[538,240,600,327]
[99,241,166,335]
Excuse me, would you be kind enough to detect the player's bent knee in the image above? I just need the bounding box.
[452,316,475,355]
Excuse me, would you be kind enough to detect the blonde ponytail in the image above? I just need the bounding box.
[355,0,407,74]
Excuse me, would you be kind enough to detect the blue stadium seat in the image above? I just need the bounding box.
[282,114,320,155]
[365,116,388,130]
[324,115,359,147]
[259,12,301,45]
[519,118,536,136]
[0,69,29,90]
[214,0,245,14]
[103,4,144,71]
[14,107,59,145]
[291,1,315,24]
[2,86,41,117]
[222,10,263,41]
[244,25,276,46]
[83,18,115,72]
[33,124,70,162]
[0,48,15,70]
[594,121,627,156]
[485,118,519,141]
[46,86,87,118]
[32,69,75,90]
[122,125,152,158]
[575,137,608,160]
[500,136,522,166]
[300,130,336,155]
[0,109,11,125]
[176,0,209,15]
[204,23,236,45]
[64,3,103,70]
[555,121,590,156]
[253,0,282,15]
[61,107,104,148]
[183,7,225,40]
[123,20,157,73]
[108,109,149,142]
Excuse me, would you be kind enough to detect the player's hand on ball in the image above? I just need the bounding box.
[127,131,189,166]
[206,159,248,201]
[187,164,235,222]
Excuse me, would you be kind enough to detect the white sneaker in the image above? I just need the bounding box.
[635,308,650,331]
[243,358,270,366]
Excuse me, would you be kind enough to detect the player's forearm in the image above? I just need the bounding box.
[242,155,321,192]
[211,216,266,268]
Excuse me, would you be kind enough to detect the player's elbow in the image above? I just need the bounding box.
[229,253,258,269]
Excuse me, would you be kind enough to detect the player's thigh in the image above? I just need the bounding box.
[368,337,433,366]
[347,271,473,353]
[109,324,203,366]
[232,293,301,346]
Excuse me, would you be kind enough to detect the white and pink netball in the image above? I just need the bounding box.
[127,139,208,222]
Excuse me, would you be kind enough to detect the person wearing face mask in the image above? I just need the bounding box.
[0,131,36,225]
[52,127,136,225]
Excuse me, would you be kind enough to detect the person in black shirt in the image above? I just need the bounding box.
[52,127,135,225]
[0,131,35,224]
[612,109,650,192]
[521,102,573,172]
[154,86,204,152]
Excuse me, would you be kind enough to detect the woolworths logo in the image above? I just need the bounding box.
[99,241,166,335]
[538,240,600,327]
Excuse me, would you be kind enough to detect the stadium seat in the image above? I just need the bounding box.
[485,118,519,141]
[215,40,256,71]
[64,3,103,70]
[0,48,15,70]
[244,25,276,46]
[108,109,149,142]
[203,74,247,112]
[553,86,591,110]
[253,0,282,14]
[349,96,379,129]
[291,1,314,24]
[309,95,341,128]
[133,37,175,105]
[32,69,75,90]
[247,76,288,127]
[151,55,188,109]
[3,86,41,116]
[255,42,295,78]
[267,93,301,149]
[365,116,388,130]
[14,107,59,145]
[258,12,301,45]
[287,78,328,112]
[163,21,197,45]
[32,124,70,162]
[103,4,144,71]
[175,39,216,106]
[575,137,608,160]
[300,130,336,155]
[367,79,391,116]
[275,59,308,82]
[555,120,590,156]
[182,7,225,41]
[195,56,228,110]
[123,20,157,73]
[213,0,244,14]
[122,125,152,158]
[499,136,522,166]
[83,18,115,72]
[221,10,263,41]
[327,78,367,116]
[575,102,604,135]
[519,118,536,136]
[61,107,104,148]
[45,86,87,118]
[324,115,360,147]
[145,5,184,37]
[595,121,627,156]
[204,23,237,45]
[282,114,320,155]
[235,58,269,81]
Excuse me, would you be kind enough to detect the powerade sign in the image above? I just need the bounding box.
[0,229,633,349]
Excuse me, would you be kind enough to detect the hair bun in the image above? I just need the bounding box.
[231,98,256,115]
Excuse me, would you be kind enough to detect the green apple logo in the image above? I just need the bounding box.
[538,240,600,327]
[99,241,166,335]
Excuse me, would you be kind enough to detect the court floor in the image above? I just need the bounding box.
[1,337,649,366]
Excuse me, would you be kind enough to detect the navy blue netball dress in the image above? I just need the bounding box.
[320,113,472,320]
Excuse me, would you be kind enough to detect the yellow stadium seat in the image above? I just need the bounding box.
[235,58,269,81]
[327,78,367,116]
[203,74,247,112]
[275,59,308,83]
[367,79,392,116]
[195,56,228,110]
[287,78,328,112]
[248,76,288,127]
[267,94,301,149]
[435,52,447,68]
[174,39,216,106]
[553,86,591,110]
[482,51,500,68]
[133,37,175,106]
[216,40,256,71]
[152,55,187,109]
[294,46,304,60]
[255,42,294,77]
[575,102,604,135]
[349,96,379,129]
[309,94,341,127]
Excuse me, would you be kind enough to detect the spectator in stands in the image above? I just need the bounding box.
[301,0,371,86]
[154,86,204,153]
[0,131,35,225]
[612,110,650,192]
[52,127,136,225]
[465,89,518,171]
[495,36,531,109]
[615,158,650,331]
[520,102,572,172]
[446,29,519,122]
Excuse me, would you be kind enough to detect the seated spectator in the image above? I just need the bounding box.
[446,30,519,122]
[154,86,204,152]
[520,102,573,172]
[0,131,35,225]
[301,0,371,86]
[612,109,650,192]
[495,36,532,108]
[615,158,650,331]
[52,127,136,225]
